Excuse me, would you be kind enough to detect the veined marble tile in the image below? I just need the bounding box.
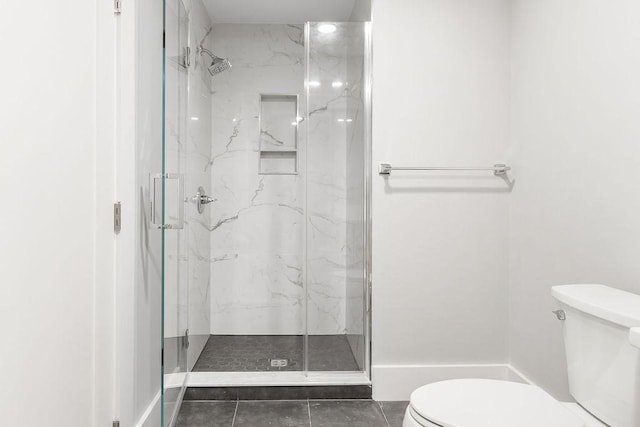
[209,24,306,335]
[208,23,368,339]
[163,0,215,370]
[211,253,304,335]
[305,23,355,335]
[343,22,369,369]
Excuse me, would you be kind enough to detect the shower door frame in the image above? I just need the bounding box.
[111,0,166,424]
[186,20,373,387]
[108,9,373,427]
[363,20,373,384]
[302,20,373,380]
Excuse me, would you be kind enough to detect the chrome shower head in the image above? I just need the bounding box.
[198,46,232,76]
[208,56,232,75]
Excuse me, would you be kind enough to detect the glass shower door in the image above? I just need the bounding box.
[162,0,189,424]
[304,22,371,374]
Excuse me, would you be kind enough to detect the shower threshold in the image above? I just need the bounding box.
[187,371,371,387]
[187,335,370,389]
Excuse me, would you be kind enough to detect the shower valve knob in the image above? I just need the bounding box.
[192,194,216,204]
[190,186,216,214]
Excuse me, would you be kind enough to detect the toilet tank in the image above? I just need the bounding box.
[552,284,640,427]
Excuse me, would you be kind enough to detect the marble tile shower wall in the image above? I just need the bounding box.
[306,28,350,335]
[184,0,213,369]
[344,24,367,369]
[306,24,367,350]
[208,24,306,335]
[208,24,354,335]
[163,0,189,374]
[164,0,214,371]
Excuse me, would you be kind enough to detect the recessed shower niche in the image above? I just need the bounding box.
[157,2,372,424]
[259,94,299,175]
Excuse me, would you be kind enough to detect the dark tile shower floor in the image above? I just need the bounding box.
[192,335,360,372]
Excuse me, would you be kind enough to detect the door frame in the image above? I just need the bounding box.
[95,0,149,425]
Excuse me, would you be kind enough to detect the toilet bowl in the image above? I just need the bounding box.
[403,284,640,427]
[402,379,585,427]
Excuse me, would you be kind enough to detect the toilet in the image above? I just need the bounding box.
[403,284,640,427]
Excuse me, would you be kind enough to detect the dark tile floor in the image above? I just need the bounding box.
[192,335,360,372]
[176,399,409,427]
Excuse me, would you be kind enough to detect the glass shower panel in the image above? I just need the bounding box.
[204,23,306,373]
[135,0,164,423]
[305,22,370,372]
[163,0,189,424]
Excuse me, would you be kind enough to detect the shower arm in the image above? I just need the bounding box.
[197,45,220,62]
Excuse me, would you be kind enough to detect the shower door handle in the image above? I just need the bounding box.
[149,173,185,229]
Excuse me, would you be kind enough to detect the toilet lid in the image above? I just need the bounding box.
[410,379,584,427]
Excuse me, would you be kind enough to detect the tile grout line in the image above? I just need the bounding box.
[377,402,391,427]
[230,399,239,427]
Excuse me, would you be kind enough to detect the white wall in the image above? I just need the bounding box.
[509,0,640,400]
[371,0,512,399]
[0,1,98,426]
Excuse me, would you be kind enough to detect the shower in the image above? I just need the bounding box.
[158,15,372,425]
[198,45,231,75]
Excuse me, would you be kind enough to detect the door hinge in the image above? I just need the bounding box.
[113,421,120,427]
[114,202,122,234]
[183,329,190,349]
[183,46,191,68]
[114,0,122,14]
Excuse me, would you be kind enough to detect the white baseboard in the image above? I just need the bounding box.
[372,363,530,401]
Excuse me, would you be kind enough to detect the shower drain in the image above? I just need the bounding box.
[270,359,288,367]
